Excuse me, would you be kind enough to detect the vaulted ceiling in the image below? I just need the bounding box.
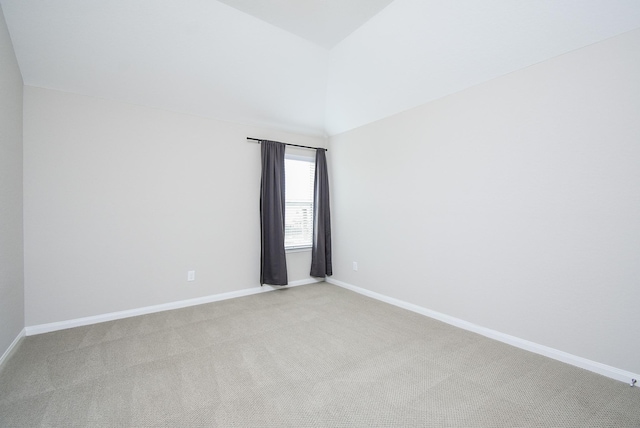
[2,0,640,137]
[215,0,396,49]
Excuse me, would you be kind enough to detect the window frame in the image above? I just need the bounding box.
[284,153,315,252]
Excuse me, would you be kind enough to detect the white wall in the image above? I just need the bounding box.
[330,29,640,375]
[0,4,24,358]
[23,87,325,326]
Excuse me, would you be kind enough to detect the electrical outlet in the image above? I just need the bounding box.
[187,270,195,281]
[353,262,358,271]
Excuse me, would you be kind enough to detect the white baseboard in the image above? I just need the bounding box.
[326,278,639,386]
[25,278,324,336]
[0,328,26,369]
[27,276,635,386]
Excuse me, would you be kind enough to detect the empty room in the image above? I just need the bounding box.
[1,0,639,426]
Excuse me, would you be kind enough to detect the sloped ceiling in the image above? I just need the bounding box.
[215,0,396,49]
[326,0,640,135]
[2,0,640,137]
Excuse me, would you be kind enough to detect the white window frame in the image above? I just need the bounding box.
[284,153,315,251]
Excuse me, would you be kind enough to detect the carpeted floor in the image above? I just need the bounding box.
[0,282,638,427]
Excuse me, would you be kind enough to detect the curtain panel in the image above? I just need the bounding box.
[260,140,288,285]
[310,148,332,278]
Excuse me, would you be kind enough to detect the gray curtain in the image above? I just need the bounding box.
[260,140,288,285]
[310,149,332,278]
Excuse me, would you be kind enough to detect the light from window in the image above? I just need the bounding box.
[285,156,315,249]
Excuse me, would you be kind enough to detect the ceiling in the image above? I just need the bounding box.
[2,0,640,137]
[215,0,396,48]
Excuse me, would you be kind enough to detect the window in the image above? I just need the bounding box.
[284,155,315,249]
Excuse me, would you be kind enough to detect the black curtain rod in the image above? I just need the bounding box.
[247,137,327,152]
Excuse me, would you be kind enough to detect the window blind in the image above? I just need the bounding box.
[284,157,315,249]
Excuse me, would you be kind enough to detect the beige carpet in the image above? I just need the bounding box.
[1,283,638,427]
